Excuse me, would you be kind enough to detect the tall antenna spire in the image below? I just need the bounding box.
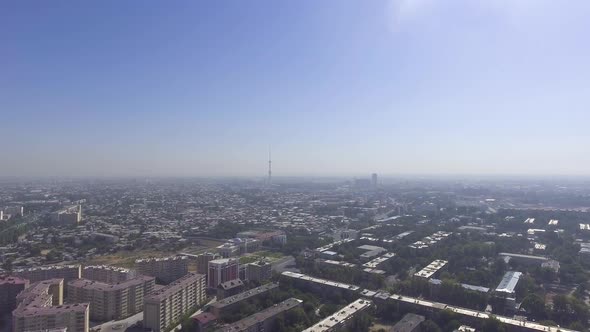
[268,146,272,186]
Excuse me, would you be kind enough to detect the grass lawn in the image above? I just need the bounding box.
[237,250,285,265]
[254,250,284,259]
[85,249,177,268]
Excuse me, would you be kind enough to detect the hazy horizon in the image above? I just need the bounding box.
[3,0,590,177]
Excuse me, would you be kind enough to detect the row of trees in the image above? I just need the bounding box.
[394,278,488,310]
[521,293,590,329]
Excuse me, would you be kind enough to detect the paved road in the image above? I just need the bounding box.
[191,296,218,318]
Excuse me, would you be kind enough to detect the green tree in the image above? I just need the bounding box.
[346,312,372,332]
[521,294,546,319]
[179,316,195,332]
[284,307,310,328]
[421,320,442,332]
[482,316,506,332]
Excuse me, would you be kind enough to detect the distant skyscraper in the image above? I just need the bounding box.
[371,173,378,188]
[268,146,272,186]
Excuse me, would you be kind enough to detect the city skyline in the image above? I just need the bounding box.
[2,0,590,177]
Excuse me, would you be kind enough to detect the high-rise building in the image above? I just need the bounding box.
[246,260,272,282]
[196,252,221,275]
[12,264,81,284]
[67,275,155,321]
[143,273,206,332]
[208,258,239,288]
[135,256,189,284]
[0,275,29,316]
[16,279,64,307]
[82,265,136,284]
[13,279,89,332]
[371,173,378,188]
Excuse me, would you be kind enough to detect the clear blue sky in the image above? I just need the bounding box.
[2,0,590,177]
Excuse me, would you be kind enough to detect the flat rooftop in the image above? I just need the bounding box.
[68,275,154,291]
[14,302,89,317]
[83,265,132,273]
[216,298,302,331]
[357,244,385,251]
[0,275,28,285]
[135,256,187,263]
[495,271,522,294]
[387,293,575,332]
[320,259,357,268]
[13,264,80,273]
[498,253,548,262]
[395,231,414,239]
[315,239,354,253]
[209,258,238,265]
[281,271,360,292]
[362,252,396,269]
[144,273,203,302]
[302,298,372,332]
[414,260,447,279]
[392,313,425,332]
[210,282,279,309]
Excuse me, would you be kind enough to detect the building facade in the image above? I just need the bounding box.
[0,275,29,315]
[12,265,82,284]
[209,283,279,318]
[13,279,89,332]
[208,258,239,288]
[246,260,272,282]
[143,273,206,332]
[136,256,189,284]
[215,298,302,332]
[67,275,155,321]
[52,205,82,224]
[82,265,136,284]
[196,252,221,275]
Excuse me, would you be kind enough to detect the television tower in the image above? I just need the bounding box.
[268,146,272,186]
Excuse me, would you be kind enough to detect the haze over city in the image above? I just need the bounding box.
[5,2,590,332]
[2,0,590,177]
